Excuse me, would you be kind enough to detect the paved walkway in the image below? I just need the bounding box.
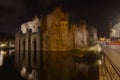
[99,45,120,80]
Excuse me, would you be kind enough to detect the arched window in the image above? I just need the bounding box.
[23,39,25,59]
[33,38,37,52]
[23,39,25,51]
[33,38,37,64]
[19,39,21,50]
[18,39,21,62]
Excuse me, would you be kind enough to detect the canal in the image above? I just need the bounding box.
[0,50,99,80]
[0,50,19,80]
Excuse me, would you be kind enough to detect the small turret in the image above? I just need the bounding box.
[59,17,68,33]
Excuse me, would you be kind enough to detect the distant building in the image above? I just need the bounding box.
[110,23,120,38]
[88,26,98,45]
[15,6,97,51]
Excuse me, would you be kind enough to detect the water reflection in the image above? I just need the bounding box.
[0,49,15,66]
[0,50,7,66]
[15,51,99,80]
[0,49,18,80]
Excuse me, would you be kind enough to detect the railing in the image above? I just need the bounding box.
[99,53,120,80]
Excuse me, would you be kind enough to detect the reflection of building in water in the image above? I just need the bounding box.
[15,51,98,80]
[15,6,98,51]
[15,51,75,80]
[110,23,120,38]
[0,50,7,66]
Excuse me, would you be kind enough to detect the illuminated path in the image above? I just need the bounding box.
[102,45,120,68]
[100,45,120,80]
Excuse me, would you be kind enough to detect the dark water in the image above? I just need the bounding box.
[0,50,19,80]
[0,50,99,80]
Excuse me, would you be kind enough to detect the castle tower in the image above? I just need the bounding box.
[59,17,69,51]
[69,24,78,49]
[59,17,68,34]
[78,20,88,47]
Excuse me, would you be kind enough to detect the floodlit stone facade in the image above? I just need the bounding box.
[88,26,98,45]
[110,23,120,38]
[15,6,98,80]
[15,7,91,51]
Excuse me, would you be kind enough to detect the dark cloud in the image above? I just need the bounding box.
[0,0,120,37]
[0,0,26,32]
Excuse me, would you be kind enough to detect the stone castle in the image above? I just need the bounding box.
[15,6,97,51]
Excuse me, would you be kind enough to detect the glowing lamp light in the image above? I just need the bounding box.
[98,59,102,65]
[99,38,105,41]
[1,50,7,55]
[89,47,95,51]
[96,44,101,52]
[89,44,101,52]
[0,43,7,48]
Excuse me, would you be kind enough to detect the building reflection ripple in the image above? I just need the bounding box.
[15,51,99,80]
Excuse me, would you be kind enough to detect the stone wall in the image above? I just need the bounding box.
[15,6,90,52]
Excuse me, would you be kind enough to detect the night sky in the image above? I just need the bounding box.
[0,0,120,37]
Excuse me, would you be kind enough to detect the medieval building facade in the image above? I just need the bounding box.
[15,7,98,79]
[110,23,120,38]
[15,7,92,51]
